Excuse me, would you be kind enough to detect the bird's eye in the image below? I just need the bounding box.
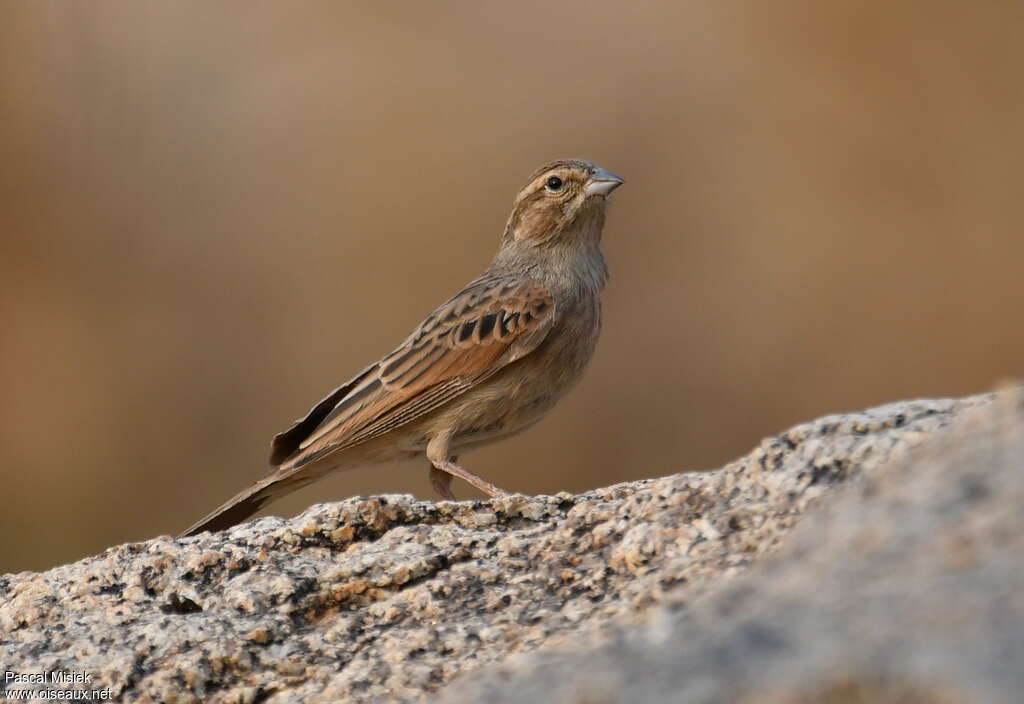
[545,176,563,192]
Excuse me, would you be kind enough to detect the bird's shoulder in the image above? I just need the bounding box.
[393,273,555,361]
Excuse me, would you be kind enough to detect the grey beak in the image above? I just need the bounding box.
[585,166,625,197]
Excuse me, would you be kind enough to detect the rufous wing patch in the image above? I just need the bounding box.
[281,276,555,465]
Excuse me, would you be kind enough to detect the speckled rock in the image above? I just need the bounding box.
[439,389,1024,704]
[0,393,1004,702]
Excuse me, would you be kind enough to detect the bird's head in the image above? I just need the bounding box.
[502,159,624,248]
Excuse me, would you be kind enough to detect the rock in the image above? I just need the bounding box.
[440,389,1024,704]
[0,391,1017,703]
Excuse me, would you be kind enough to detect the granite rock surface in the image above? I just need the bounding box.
[1,391,1016,703]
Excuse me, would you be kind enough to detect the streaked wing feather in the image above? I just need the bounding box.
[283,275,555,464]
[334,378,470,449]
[269,362,378,464]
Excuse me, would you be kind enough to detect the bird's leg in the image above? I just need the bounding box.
[427,435,508,498]
[429,462,456,500]
[431,458,508,498]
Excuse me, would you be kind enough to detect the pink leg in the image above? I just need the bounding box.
[426,435,508,498]
[429,463,456,500]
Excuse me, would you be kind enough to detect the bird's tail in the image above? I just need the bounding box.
[180,469,317,537]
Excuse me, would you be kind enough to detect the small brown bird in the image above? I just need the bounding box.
[183,159,623,536]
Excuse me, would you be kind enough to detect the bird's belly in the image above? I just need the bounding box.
[450,384,558,448]
[400,298,601,454]
[450,344,596,450]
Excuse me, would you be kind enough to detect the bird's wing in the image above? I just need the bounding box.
[270,275,556,468]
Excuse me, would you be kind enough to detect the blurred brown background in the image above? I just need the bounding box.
[2,1,1021,574]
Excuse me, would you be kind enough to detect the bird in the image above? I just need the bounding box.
[182,159,624,536]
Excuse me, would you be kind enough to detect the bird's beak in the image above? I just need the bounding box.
[585,166,625,197]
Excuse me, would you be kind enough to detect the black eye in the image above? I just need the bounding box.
[546,176,563,191]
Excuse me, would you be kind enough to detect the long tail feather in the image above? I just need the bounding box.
[180,471,312,537]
